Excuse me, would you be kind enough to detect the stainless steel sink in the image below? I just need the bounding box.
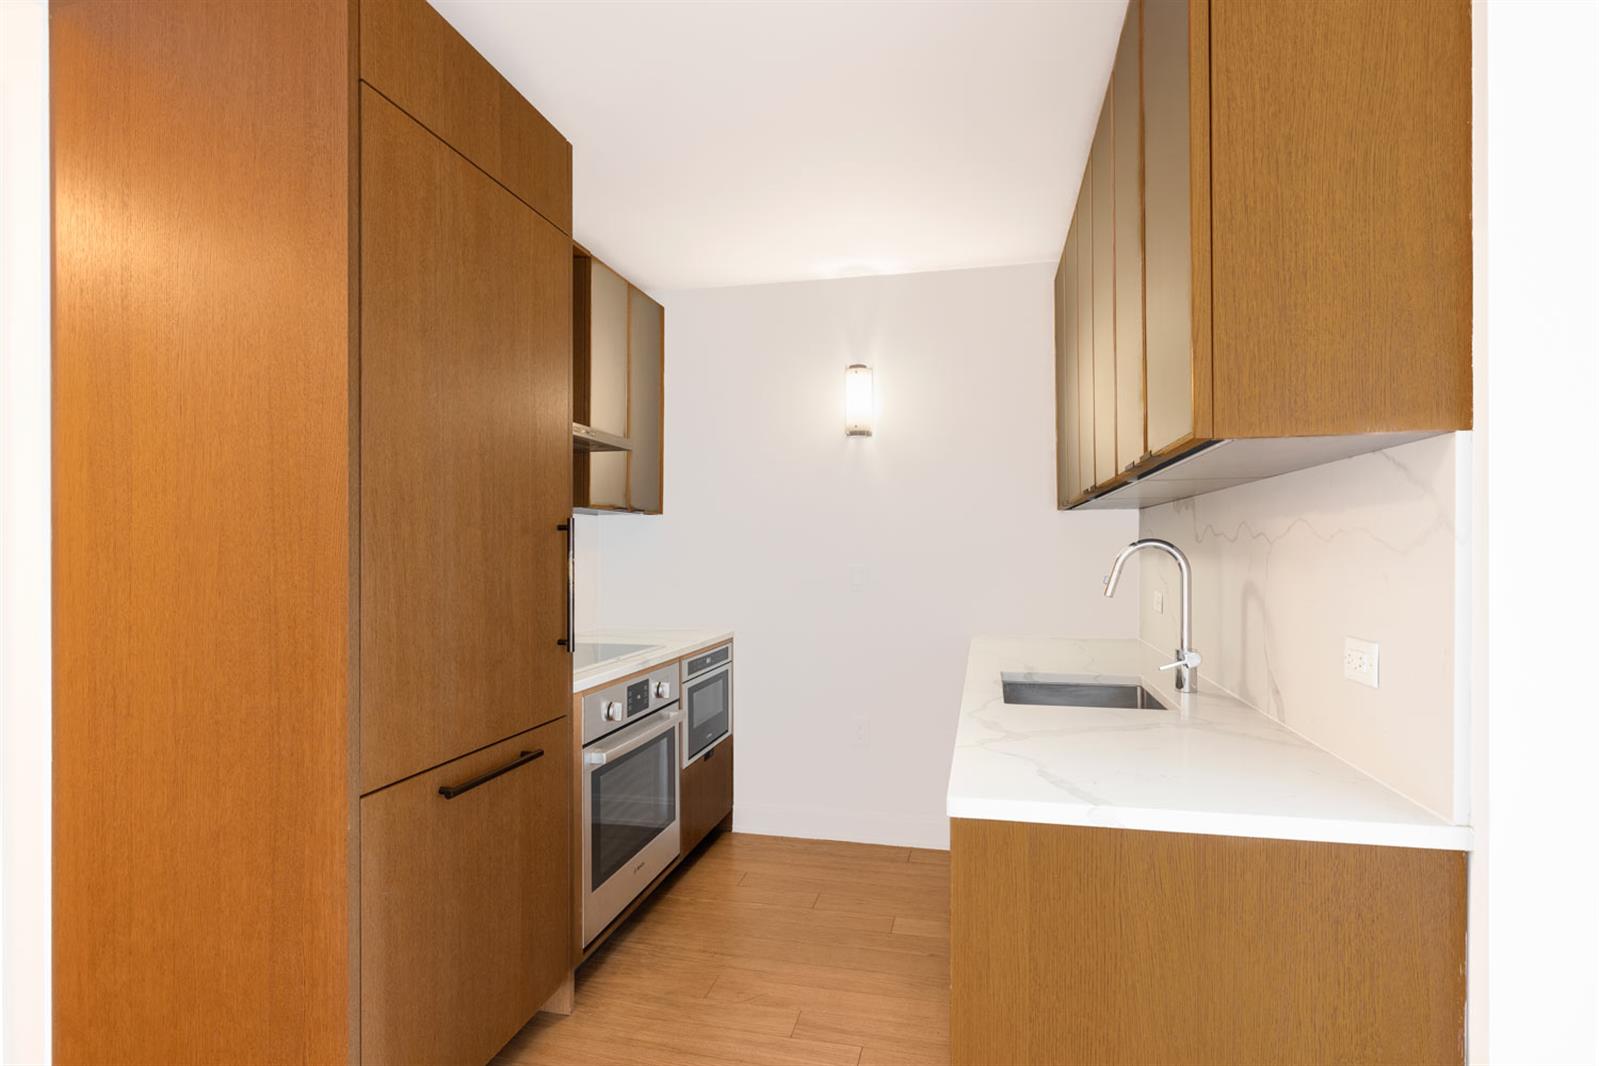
[1001,678,1169,710]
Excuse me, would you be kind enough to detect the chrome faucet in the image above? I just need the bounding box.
[1103,538,1202,693]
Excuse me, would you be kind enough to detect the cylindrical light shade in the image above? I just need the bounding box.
[845,363,874,437]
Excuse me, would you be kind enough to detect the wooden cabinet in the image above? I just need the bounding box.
[362,720,570,1066]
[51,1,573,1060]
[1111,8,1145,474]
[573,256,631,509]
[681,739,734,857]
[359,86,569,794]
[573,249,666,513]
[1090,91,1117,489]
[1054,0,1471,509]
[1073,180,1095,495]
[951,819,1466,1065]
[628,288,666,513]
[1142,0,1199,461]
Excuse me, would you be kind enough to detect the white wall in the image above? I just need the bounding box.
[1138,433,1470,822]
[0,2,52,1061]
[581,263,1138,849]
[1479,1,1599,1062]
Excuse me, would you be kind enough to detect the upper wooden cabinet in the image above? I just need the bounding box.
[573,256,631,509]
[1054,0,1471,509]
[360,0,572,233]
[628,288,666,513]
[573,247,666,514]
[51,1,574,1061]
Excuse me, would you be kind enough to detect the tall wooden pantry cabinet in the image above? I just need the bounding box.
[50,1,575,1062]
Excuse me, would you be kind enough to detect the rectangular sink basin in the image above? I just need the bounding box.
[1001,679,1169,710]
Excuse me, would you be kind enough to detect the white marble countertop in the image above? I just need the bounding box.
[947,637,1471,851]
[572,628,733,693]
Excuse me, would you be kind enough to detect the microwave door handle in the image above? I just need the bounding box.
[585,708,681,766]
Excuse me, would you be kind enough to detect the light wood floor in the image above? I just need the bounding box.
[496,832,952,1066]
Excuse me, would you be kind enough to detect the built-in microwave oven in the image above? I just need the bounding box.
[680,644,732,767]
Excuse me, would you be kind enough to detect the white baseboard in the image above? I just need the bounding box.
[730,801,950,851]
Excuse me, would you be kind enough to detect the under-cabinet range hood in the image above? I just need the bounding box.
[1074,431,1442,510]
[572,422,630,453]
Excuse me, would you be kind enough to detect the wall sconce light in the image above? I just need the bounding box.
[845,363,874,437]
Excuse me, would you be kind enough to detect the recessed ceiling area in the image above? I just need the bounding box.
[429,0,1127,293]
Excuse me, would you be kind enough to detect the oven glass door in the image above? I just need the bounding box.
[683,663,731,763]
[590,725,677,892]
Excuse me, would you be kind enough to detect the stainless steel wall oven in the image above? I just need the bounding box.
[580,663,680,945]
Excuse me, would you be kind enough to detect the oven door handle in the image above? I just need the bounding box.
[584,708,681,766]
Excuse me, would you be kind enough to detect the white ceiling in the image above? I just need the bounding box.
[430,0,1127,293]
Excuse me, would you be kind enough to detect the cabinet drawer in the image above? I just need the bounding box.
[361,719,570,1066]
[681,738,733,856]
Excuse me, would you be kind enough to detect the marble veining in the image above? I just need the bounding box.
[946,636,1471,850]
[1139,432,1468,821]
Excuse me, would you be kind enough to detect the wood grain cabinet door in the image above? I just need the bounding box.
[1073,178,1095,493]
[627,287,665,514]
[1090,94,1118,488]
[584,260,630,508]
[361,719,571,1066]
[1142,0,1198,456]
[1059,218,1081,506]
[1112,1,1147,473]
[681,740,734,857]
[360,86,569,792]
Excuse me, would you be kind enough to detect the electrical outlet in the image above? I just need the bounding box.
[1152,590,1165,614]
[853,717,870,748]
[1343,637,1380,688]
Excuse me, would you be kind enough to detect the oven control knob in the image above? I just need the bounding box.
[603,700,625,722]
[654,681,672,699]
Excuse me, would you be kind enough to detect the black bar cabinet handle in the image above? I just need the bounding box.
[556,520,573,650]
[438,748,543,799]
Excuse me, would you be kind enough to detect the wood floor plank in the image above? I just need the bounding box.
[725,872,949,915]
[646,892,897,935]
[857,1038,952,1065]
[695,854,949,890]
[727,834,914,867]
[708,971,949,1032]
[684,944,952,1003]
[620,921,951,979]
[634,896,944,957]
[890,915,949,940]
[794,1007,952,1051]
[500,832,949,1066]
[810,887,950,922]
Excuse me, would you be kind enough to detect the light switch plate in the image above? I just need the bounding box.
[1152,590,1165,614]
[1343,637,1380,688]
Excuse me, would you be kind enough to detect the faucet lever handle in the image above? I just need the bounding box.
[1159,650,1203,672]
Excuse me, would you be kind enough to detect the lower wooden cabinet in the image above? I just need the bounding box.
[681,738,734,856]
[951,818,1466,1066]
[361,718,571,1066]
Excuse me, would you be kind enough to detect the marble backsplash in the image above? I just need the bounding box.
[1138,433,1470,822]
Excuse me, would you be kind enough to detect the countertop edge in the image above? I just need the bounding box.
[946,795,1474,852]
[572,629,735,693]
